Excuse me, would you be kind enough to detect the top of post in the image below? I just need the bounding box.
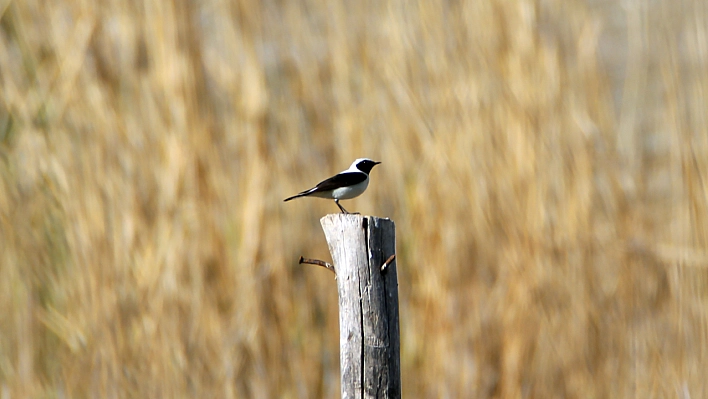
[320,213,392,225]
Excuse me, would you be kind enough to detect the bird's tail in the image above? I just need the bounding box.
[283,192,308,202]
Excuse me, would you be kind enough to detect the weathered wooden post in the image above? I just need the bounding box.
[319,213,400,399]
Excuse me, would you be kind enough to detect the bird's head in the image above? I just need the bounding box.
[352,158,381,174]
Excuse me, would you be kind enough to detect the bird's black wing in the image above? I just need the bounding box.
[311,172,367,192]
[284,172,367,201]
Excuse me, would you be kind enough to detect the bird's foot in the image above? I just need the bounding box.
[335,200,360,215]
[339,209,359,214]
[335,200,350,214]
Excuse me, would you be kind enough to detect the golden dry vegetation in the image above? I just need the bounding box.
[1,0,708,397]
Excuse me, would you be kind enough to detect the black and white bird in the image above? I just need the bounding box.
[284,158,381,214]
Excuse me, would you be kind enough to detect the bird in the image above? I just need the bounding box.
[284,158,381,214]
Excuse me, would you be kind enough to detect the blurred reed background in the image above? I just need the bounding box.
[1,0,707,397]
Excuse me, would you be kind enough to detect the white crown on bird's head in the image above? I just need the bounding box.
[348,158,381,174]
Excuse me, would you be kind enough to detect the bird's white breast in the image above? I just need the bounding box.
[309,178,369,200]
[332,179,369,199]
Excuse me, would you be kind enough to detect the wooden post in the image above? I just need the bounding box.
[320,214,401,399]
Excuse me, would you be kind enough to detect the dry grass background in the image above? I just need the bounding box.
[1,0,707,397]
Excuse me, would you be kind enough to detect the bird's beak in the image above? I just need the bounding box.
[374,161,382,165]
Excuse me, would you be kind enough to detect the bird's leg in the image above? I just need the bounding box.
[335,199,349,214]
[335,199,359,215]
